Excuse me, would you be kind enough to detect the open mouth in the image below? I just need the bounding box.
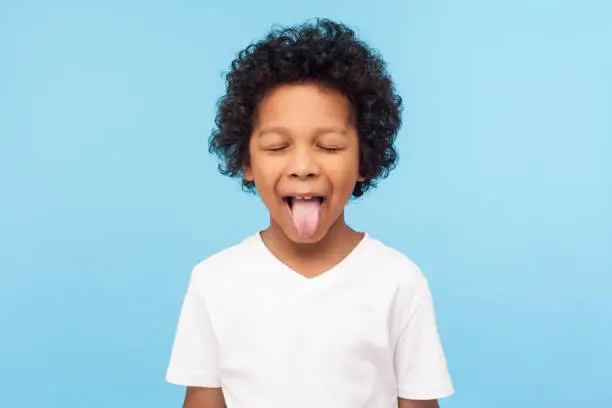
[282,195,326,210]
[282,195,327,237]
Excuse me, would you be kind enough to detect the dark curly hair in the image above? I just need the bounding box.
[208,18,402,197]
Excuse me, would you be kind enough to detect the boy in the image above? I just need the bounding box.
[166,19,453,408]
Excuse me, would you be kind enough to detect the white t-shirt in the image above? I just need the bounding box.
[166,232,453,407]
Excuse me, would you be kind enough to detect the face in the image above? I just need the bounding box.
[243,82,364,244]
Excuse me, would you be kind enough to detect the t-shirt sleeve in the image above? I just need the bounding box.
[394,270,454,400]
[166,267,221,388]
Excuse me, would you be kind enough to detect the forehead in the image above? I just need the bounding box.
[254,83,353,130]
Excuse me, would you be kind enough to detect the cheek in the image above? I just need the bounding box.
[250,156,282,189]
[325,154,361,182]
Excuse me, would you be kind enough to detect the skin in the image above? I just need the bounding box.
[182,387,225,408]
[182,82,438,407]
[244,82,366,278]
[399,399,440,408]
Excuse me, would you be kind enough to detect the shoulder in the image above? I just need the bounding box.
[364,235,435,328]
[190,234,259,286]
[364,234,429,293]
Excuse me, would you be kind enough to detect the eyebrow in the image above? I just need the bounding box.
[257,126,347,138]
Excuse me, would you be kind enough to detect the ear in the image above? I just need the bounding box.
[357,173,365,182]
[242,147,255,182]
[243,164,254,182]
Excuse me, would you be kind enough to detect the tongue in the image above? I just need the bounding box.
[291,199,321,237]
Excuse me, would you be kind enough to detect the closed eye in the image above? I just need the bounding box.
[266,146,288,151]
[319,146,342,151]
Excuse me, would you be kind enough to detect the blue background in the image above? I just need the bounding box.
[1,1,610,407]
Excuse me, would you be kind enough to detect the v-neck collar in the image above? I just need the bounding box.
[252,230,371,285]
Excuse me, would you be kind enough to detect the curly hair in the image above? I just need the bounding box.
[208,18,402,197]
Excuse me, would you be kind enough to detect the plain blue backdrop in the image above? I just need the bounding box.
[1,1,610,407]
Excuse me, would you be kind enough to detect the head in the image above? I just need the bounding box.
[209,19,402,243]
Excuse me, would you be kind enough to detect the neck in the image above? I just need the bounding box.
[262,212,361,260]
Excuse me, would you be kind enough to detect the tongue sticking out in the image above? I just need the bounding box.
[290,199,322,237]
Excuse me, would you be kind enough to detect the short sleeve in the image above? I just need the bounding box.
[166,268,221,387]
[394,274,454,400]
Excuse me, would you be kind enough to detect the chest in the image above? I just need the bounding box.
[206,277,400,367]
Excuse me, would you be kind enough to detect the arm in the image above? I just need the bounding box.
[168,270,224,407]
[182,386,226,408]
[394,271,454,405]
[398,398,439,408]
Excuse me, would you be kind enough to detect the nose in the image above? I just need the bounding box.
[287,146,319,179]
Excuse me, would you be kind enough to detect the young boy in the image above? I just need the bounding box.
[166,19,453,408]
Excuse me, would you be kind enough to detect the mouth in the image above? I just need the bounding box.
[282,195,327,210]
[282,195,327,237]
